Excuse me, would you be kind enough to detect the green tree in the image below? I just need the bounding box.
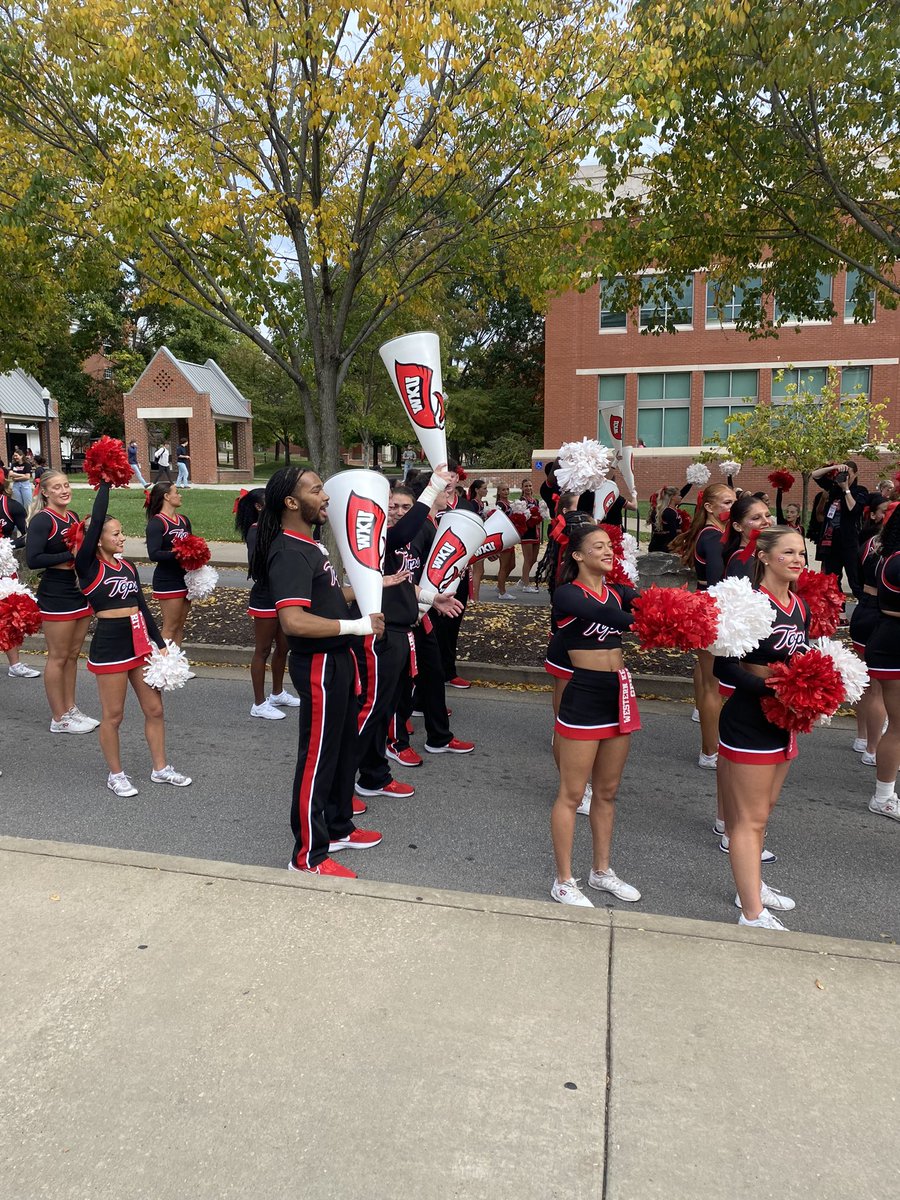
[0,0,624,476]
[219,341,305,466]
[591,0,899,330]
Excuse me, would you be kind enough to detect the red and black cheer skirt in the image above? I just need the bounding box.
[865,612,900,680]
[151,562,188,601]
[87,614,155,675]
[36,566,91,621]
[718,689,797,765]
[555,667,641,740]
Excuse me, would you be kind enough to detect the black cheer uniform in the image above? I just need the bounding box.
[74,484,165,674]
[693,526,726,591]
[552,581,641,740]
[714,589,810,764]
[849,536,881,656]
[268,529,358,870]
[146,512,193,599]
[865,552,900,679]
[430,495,477,681]
[544,629,573,680]
[0,493,28,549]
[521,498,542,544]
[246,524,276,618]
[647,506,680,552]
[25,507,92,620]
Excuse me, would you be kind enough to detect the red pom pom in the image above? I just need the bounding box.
[768,470,795,492]
[761,649,844,734]
[630,585,719,651]
[794,568,843,638]
[173,534,210,572]
[0,592,42,651]
[84,436,132,489]
[676,507,692,532]
[510,512,528,536]
[63,521,86,556]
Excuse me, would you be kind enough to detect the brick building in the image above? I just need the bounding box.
[0,368,62,466]
[540,268,900,498]
[124,347,254,484]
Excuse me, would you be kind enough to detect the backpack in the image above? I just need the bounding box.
[151,448,162,467]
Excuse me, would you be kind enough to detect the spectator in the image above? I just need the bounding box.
[127,440,149,488]
[176,439,191,488]
[9,449,34,508]
[811,461,868,598]
[152,441,172,483]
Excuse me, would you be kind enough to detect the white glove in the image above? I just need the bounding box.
[338,616,374,637]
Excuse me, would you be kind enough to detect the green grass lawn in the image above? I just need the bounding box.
[71,487,246,542]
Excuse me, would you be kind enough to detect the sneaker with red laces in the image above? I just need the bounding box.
[352,796,368,816]
[329,828,383,852]
[447,677,471,689]
[424,737,475,754]
[355,779,416,798]
[288,857,357,879]
[386,742,423,767]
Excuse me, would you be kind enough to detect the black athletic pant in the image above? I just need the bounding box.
[392,619,452,750]
[354,629,412,790]
[431,572,469,681]
[288,649,357,869]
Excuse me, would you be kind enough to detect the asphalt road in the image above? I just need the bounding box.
[2,665,896,945]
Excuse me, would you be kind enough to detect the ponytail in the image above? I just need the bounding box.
[249,467,307,587]
[234,487,266,542]
[27,470,67,523]
[146,480,173,520]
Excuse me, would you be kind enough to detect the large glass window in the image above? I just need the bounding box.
[774,273,833,323]
[706,277,763,326]
[841,366,870,398]
[701,370,758,440]
[844,270,876,322]
[599,278,627,331]
[771,368,828,402]
[639,276,693,329]
[637,371,691,447]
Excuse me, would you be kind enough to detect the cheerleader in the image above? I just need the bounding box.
[518,479,542,592]
[145,481,192,649]
[74,483,191,796]
[714,527,808,928]
[850,506,889,763]
[722,493,773,579]
[466,479,488,601]
[25,470,96,733]
[235,488,300,720]
[1,476,40,679]
[647,486,682,552]
[493,483,517,599]
[549,524,642,907]
[864,503,900,822]
[670,483,737,768]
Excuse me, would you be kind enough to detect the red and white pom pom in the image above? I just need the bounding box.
[0,537,17,579]
[509,499,530,516]
[84,436,133,489]
[761,649,845,734]
[720,459,741,478]
[555,438,613,493]
[185,565,218,601]
[538,500,551,521]
[63,521,86,557]
[768,470,795,492]
[814,637,869,706]
[143,641,192,691]
[599,523,639,587]
[0,589,42,652]
[630,585,719,651]
[707,575,775,657]
[0,577,35,601]
[686,462,710,487]
[173,535,211,572]
[794,569,843,638]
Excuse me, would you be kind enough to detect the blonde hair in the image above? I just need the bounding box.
[27,469,69,522]
[654,486,679,532]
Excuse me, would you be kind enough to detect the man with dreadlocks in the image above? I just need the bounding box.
[250,467,384,878]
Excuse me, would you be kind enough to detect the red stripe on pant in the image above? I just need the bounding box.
[357,634,378,734]
[295,653,327,869]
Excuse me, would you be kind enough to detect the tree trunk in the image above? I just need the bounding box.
[317,362,343,480]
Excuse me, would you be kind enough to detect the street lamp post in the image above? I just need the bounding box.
[41,387,52,469]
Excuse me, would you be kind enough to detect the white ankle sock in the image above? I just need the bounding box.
[109,771,127,782]
[874,779,896,801]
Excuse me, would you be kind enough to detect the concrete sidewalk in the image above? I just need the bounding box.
[2,837,898,1200]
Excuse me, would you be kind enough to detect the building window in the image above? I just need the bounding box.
[639,276,693,330]
[701,370,758,441]
[637,371,691,447]
[597,375,626,448]
[103,367,114,381]
[841,366,870,398]
[774,273,833,323]
[706,277,763,326]
[844,270,876,323]
[771,367,828,402]
[599,278,627,331]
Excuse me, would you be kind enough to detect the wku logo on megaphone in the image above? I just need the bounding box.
[346,492,385,572]
[425,530,468,590]
[475,532,504,560]
[395,362,445,430]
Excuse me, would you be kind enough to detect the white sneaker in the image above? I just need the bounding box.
[8,663,40,678]
[108,773,139,798]
[521,585,539,593]
[734,883,795,913]
[251,700,286,720]
[738,907,788,930]
[691,707,701,723]
[151,765,192,787]
[496,592,515,601]
[269,690,300,708]
[576,783,592,815]
[713,817,725,835]
[68,706,99,730]
[698,752,718,769]
[868,794,900,822]
[551,877,594,907]
[719,835,777,864]
[860,751,877,766]
[588,867,641,902]
[852,737,867,753]
[50,714,94,734]
[185,671,197,681]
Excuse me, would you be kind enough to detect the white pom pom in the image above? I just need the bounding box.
[185,565,219,601]
[555,438,614,493]
[720,460,741,478]
[0,538,17,578]
[538,500,550,520]
[509,499,530,515]
[686,462,710,486]
[707,576,775,656]
[620,532,639,583]
[143,641,193,691]
[0,576,34,601]
[814,637,869,705]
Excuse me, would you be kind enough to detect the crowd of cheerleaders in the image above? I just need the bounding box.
[542,481,900,929]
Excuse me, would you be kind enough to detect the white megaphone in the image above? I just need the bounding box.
[379,331,448,472]
[323,469,389,617]
[472,508,521,562]
[593,480,620,521]
[420,507,484,599]
[599,402,624,451]
[619,445,637,499]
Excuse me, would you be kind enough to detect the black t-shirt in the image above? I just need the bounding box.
[267,529,353,653]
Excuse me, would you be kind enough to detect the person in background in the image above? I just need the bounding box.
[152,441,172,483]
[493,482,517,600]
[176,439,191,489]
[811,461,868,599]
[127,440,149,489]
[9,450,34,509]
[518,478,543,592]
[466,478,488,602]
[1,474,40,679]
[647,486,682,551]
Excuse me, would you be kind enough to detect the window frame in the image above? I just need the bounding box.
[638,275,694,331]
